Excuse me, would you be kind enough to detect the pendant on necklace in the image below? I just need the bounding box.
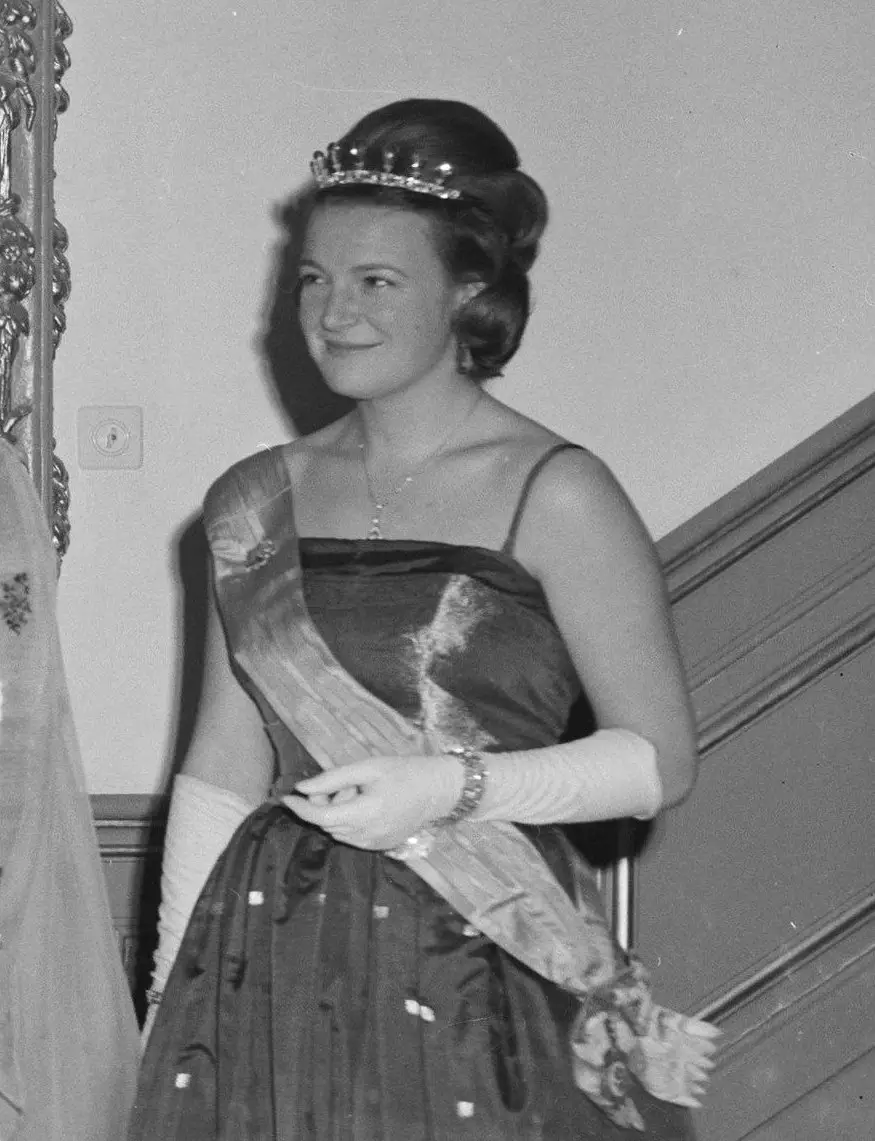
[358,392,479,540]
[367,499,386,540]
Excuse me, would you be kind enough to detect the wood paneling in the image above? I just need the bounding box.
[94,795,164,1016]
[743,1049,875,1141]
[640,393,875,1139]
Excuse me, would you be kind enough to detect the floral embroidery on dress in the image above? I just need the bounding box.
[1,572,31,634]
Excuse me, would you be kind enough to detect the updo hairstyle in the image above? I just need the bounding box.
[313,99,549,381]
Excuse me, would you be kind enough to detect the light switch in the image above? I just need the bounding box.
[78,406,143,469]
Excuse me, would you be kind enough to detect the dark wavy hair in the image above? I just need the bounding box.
[311,99,549,381]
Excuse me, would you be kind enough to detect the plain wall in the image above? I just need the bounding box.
[53,0,875,792]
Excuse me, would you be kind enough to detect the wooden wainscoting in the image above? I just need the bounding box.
[92,394,875,1136]
[642,393,875,1140]
[93,795,165,1020]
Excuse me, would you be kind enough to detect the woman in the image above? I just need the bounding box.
[0,431,139,1140]
[132,99,717,1139]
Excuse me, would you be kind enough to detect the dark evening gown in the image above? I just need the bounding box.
[130,446,699,1140]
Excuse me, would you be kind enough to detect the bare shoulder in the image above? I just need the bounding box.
[543,446,635,512]
[476,394,563,452]
[201,426,343,522]
[471,394,571,488]
[524,444,639,519]
[514,445,656,576]
[264,414,357,484]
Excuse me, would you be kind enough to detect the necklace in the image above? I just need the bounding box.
[358,391,483,540]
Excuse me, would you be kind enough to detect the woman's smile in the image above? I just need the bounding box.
[298,201,467,399]
[322,339,381,352]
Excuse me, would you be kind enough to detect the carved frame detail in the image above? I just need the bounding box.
[0,0,71,562]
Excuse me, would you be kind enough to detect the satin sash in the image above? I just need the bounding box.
[204,448,718,1130]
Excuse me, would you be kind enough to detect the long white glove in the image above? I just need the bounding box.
[473,728,664,825]
[144,774,254,1036]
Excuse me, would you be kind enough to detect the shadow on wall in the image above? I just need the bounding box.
[261,190,354,437]
[166,515,211,784]
[131,513,212,1017]
[560,696,654,869]
[164,188,352,790]
[131,193,356,1010]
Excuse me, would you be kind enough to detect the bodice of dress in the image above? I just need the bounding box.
[203,446,592,783]
[264,537,586,771]
[236,536,589,785]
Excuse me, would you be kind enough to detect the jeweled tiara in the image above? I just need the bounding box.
[310,142,462,200]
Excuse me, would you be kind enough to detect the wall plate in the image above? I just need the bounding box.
[78,406,144,469]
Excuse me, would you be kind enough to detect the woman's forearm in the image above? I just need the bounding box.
[470,728,666,825]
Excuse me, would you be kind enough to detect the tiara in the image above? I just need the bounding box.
[310,142,462,200]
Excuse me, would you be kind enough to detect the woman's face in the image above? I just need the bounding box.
[298,201,467,400]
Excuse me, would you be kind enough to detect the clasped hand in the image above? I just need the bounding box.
[284,754,464,851]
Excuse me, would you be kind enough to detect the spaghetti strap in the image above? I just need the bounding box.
[501,442,583,556]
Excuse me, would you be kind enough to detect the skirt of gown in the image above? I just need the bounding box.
[130,803,695,1141]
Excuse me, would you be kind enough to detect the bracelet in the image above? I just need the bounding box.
[145,987,164,1008]
[386,747,488,859]
[385,832,435,861]
[434,745,488,826]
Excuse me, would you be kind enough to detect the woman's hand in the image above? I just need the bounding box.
[283,755,463,851]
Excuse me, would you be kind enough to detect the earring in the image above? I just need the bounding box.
[456,341,473,375]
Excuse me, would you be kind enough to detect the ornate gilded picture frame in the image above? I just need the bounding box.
[0,0,71,563]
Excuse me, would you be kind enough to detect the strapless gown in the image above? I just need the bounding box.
[130,537,695,1140]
